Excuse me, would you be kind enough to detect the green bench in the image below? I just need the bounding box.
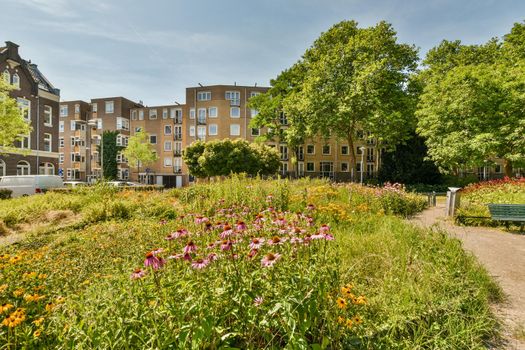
[488,204,525,232]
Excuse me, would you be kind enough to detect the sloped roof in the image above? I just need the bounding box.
[24,61,59,95]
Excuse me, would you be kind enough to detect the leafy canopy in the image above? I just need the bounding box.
[0,79,31,153]
[121,131,158,170]
[182,139,280,178]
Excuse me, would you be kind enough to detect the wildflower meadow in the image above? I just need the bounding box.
[0,177,502,349]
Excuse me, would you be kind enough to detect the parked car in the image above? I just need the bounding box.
[0,175,64,198]
[63,181,88,188]
[106,181,140,187]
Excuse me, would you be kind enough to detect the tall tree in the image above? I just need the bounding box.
[121,131,158,182]
[0,79,31,152]
[284,21,418,178]
[416,22,525,176]
[99,131,122,180]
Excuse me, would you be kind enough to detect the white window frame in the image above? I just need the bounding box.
[197,125,206,140]
[306,162,315,172]
[341,162,349,172]
[60,105,68,117]
[208,107,217,118]
[189,108,195,119]
[163,157,173,167]
[197,91,211,101]
[189,125,195,137]
[164,125,172,135]
[59,137,64,148]
[306,145,315,155]
[12,73,20,88]
[162,108,168,119]
[149,135,157,144]
[59,121,64,133]
[105,101,114,114]
[208,124,218,136]
[92,103,98,113]
[149,109,157,120]
[164,141,172,152]
[230,124,240,136]
[17,98,31,121]
[230,107,240,118]
[43,133,52,152]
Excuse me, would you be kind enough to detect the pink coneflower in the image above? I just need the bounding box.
[220,225,234,239]
[306,216,314,227]
[165,233,175,241]
[236,221,247,231]
[249,238,265,249]
[261,253,281,267]
[220,240,233,251]
[207,253,218,262]
[290,237,303,244]
[324,233,334,241]
[183,253,192,261]
[151,248,163,255]
[254,296,264,307]
[144,252,165,270]
[191,258,209,269]
[291,227,306,235]
[319,224,330,234]
[168,253,184,260]
[204,222,213,231]
[195,216,209,224]
[267,236,285,245]
[214,222,224,230]
[274,217,287,226]
[247,248,258,259]
[307,203,316,210]
[159,219,167,225]
[206,242,216,249]
[311,233,325,240]
[173,229,189,239]
[131,268,146,280]
[268,206,275,213]
[184,241,197,254]
[266,194,274,203]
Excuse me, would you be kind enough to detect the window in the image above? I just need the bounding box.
[198,108,206,123]
[149,135,157,144]
[189,126,195,137]
[197,126,206,140]
[174,142,182,155]
[306,145,315,155]
[17,161,30,175]
[169,108,176,119]
[149,109,157,120]
[92,103,98,113]
[12,73,19,88]
[341,162,349,172]
[74,104,80,113]
[279,112,288,125]
[495,164,502,173]
[341,145,349,155]
[197,91,211,101]
[105,101,114,113]
[2,69,9,84]
[208,107,217,118]
[164,125,172,135]
[230,124,240,136]
[17,135,30,149]
[70,120,76,131]
[280,162,288,175]
[279,145,288,160]
[162,108,168,119]
[322,145,330,155]
[59,121,64,133]
[116,117,130,131]
[138,110,144,120]
[97,119,103,129]
[43,133,52,152]
[251,109,259,117]
[131,110,137,120]
[225,91,240,103]
[70,137,75,146]
[357,130,364,139]
[164,141,172,151]
[230,107,240,118]
[251,128,260,136]
[250,91,260,98]
[189,108,195,119]
[367,163,374,176]
[164,157,173,167]
[208,124,218,135]
[174,109,183,123]
[59,137,64,148]
[59,153,64,164]
[60,105,68,117]
[174,158,182,173]
[367,148,374,162]
[135,127,142,132]
[174,126,182,140]
[0,159,5,177]
[17,98,30,120]
[39,162,54,175]
[306,162,315,172]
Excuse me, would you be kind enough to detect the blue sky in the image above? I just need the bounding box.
[1,0,523,105]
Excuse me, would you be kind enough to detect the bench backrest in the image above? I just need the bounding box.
[488,204,525,219]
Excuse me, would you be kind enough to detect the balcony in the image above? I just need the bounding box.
[174,134,183,141]
[174,167,182,174]
[229,99,241,107]
[174,150,182,157]
[197,118,206,125]
[174,118,182,124]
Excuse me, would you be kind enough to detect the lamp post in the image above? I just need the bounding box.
[360,146,366,185]
[87,119,102,181]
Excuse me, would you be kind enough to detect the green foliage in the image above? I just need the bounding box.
[416,22,525,176]
[0,79,32,152]
[182,139,280,178]
[121,131,158,177]
[0,188,12,200]
[99,131,123,180]
[379,133,442,185]
[0,178,501,348]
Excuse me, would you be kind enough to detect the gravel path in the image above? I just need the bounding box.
[411,204,525,350]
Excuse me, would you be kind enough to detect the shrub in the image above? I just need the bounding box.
[0,188,12,199]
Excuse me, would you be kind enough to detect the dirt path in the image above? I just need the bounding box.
[411,204,525,350]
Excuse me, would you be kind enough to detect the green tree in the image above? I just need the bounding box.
[283,20,418,178]
[0,79,31,152]
[121,131,158,182]
[99,131,122,180]
[416,22,525,176]
[182,139,280,178]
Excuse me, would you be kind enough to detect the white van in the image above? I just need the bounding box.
[0,175,64,198]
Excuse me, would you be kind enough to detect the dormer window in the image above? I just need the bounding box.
[12,73,20,88]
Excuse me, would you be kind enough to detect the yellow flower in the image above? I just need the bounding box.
[23,272,37,279]
[34,329,42,338]
[337,316,345,324]
[354,296,367,305]
[45,303,54,312]
[9,255,21,264]
[345,319,354,329]
[336,297,347,309]
[0,254,10,260]
[13,288,25,297]
[352,315,363,325]
[0,284,8,293]
[38,273,48,280]
[33,317,45,326]
[24,294,45,302]
[55,296,65,304]
[0,303,14,314]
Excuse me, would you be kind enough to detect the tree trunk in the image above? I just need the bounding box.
[348,135,356,182]
[137,161,141,183]
[503,159,513,178]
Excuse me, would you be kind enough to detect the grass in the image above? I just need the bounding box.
[456,178,525,228]
[0,176,502,349]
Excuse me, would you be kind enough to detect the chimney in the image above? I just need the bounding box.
[5,41,19,58]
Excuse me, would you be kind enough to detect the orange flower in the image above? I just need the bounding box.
[336,297,347,309]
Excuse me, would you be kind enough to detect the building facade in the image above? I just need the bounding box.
[0,41,60,177]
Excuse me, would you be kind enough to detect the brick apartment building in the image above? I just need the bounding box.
[0,41,60,177]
